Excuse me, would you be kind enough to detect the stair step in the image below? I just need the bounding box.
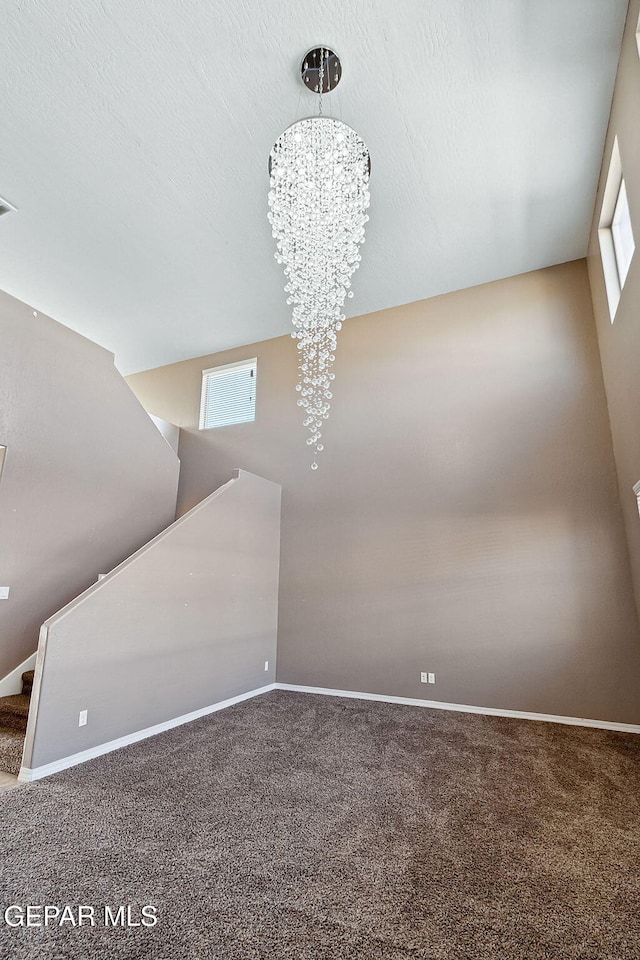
[21,670,34,695]
[0,694,30,733]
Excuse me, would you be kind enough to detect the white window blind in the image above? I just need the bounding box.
[199,358,257,430]
[597,138,635,322]
[611,179,635,288]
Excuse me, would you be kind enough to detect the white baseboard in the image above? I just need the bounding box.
[18,680,640,784]
[274,683,640,735]
[0,651,37,698]
[19,683,276,783]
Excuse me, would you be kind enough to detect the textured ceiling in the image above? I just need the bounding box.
[0,0,629,374]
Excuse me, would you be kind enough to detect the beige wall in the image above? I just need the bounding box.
[0,290,179,678]
[24,470,281,770]
[128,261,640,724]
[587,0,640,621]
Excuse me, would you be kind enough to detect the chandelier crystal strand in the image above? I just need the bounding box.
[268,117,370,468]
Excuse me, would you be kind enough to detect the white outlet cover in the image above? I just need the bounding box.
[78,710,88,727]
[428,673,436,684]
[264,660,269,671]
[0,587,10,599]
[420,672,428,683]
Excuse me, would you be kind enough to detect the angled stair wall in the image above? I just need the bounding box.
[21,470,281,779]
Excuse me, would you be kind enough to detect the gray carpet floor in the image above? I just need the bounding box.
[0,729,24,777]
[1,690,640,959]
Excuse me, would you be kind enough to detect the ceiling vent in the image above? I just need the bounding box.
[0,196,17,217]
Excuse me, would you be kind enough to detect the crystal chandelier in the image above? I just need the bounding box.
[268,46,370,469]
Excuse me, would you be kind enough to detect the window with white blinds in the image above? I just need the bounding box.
[612,179,635,288]
[598,138,636,322]
[199,358,257,430]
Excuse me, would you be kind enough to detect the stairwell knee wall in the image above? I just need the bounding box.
[22,470,281,771]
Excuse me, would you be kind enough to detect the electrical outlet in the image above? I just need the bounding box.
[420,672,428,683]
[264,660,269,672]
[428,672,436,684]
[78,710,88,727]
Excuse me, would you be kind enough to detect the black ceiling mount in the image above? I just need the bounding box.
[300,47,342,94]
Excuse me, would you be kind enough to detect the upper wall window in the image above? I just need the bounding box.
[598,138,636,322]
[611,179,635,287]
[199,358,257,430]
